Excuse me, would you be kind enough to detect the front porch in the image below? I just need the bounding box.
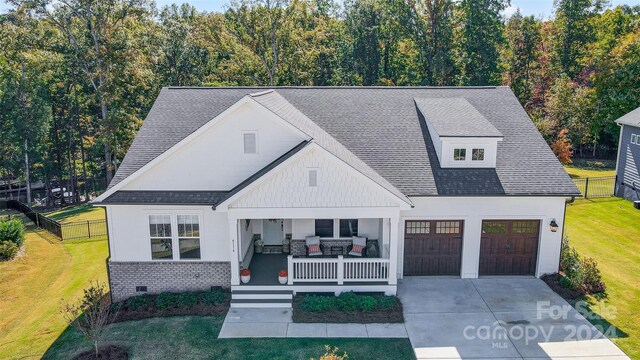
[228,212,402,304]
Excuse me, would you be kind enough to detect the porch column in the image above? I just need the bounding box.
[228,216,240,286]
[388,215,399,285]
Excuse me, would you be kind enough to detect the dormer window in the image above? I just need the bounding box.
[453,148,466,161]
[243,131,257,154]
[472,148,485,161]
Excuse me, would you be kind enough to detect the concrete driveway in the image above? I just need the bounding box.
[398,277,629,360]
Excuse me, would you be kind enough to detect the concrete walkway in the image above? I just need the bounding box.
[398,277,629,360]
[218,308,408,338]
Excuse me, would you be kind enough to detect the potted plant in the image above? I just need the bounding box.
[254,237,264,254]
[241,268,251,284]
[278,269,288,285]
[282,235,291,254]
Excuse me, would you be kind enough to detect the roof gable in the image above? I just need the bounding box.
[414,97,502,138]
[616,107,640,127]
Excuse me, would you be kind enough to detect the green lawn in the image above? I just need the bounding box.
[45,204,105,223]
[565,198,640,359]
[43,316,415,359]
[564,158,616,179]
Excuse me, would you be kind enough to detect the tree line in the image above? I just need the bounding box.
[1,0,638,205]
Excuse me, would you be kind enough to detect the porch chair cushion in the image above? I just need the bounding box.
[348,236,367,257]
[305,236,323,256]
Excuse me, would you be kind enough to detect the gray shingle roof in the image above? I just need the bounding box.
[616,107,640,127]
[414,98,502,137]
[249,91,410,203]
[100,191,229,205]
[109,86,579,197]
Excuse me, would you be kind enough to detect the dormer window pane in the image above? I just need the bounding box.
[472,148,485,161]
[453,148,466,161]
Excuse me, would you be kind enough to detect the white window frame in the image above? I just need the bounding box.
[453,148,467,161]
[149,214,174,260]
[147,212,204,261]
[242,131,258,154]
[177,214,202,260]
[471,148,486,161]
[632,134,638,145]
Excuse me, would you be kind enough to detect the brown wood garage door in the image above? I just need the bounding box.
[403,220,463,276]
[479,220,540,276]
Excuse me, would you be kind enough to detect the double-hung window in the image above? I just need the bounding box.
[149,215,173,260]
[149,214,201,260]
[453,148,466,161]
[177,215,201,259]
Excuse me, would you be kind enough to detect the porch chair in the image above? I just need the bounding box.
[347,236,367,257]
[305,236,324,257]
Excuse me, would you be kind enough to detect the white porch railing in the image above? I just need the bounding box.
[287,255,390,284]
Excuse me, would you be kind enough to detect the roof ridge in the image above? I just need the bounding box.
[164,86,499,90]
[248,89,275,97]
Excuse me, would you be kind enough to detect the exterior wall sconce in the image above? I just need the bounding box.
[550,219,559,232]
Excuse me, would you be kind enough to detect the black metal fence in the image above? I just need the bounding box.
[572,176,616,199]
[61,220,108,240]
[6,200,106,240]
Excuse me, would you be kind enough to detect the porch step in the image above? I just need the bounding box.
[231,289,293,300]
[231,288,293,308]
[230,298,292,308]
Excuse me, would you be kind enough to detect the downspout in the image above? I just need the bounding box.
[557,196,575,273]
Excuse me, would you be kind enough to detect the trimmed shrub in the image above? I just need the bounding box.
[300,295,336,312]
[0,219,25,247]
[336,292,361,311]
[155,292,179,309]
[0,241,19,260]
[176,292,198,307]
[199,289,225,304]
[559,237,606,296]
[124,295,151,310]
[377,296,398,309]
[559,236,580,274]
[360,296,377,311]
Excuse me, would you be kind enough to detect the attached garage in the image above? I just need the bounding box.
[479,220,540,276]
[403,220,463,276]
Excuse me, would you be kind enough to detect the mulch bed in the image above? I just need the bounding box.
[292,296,404,324]
[541,273,583,301]
[73,345,128,360]
[111,293,230,323]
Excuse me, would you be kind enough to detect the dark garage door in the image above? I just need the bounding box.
[479,220,540,276]
[403,220,463,276]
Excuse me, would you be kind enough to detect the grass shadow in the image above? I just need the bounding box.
[569,298,629,340]
[45,205,95,222]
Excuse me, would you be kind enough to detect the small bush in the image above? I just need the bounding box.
[0,219,25,247]
[300,295,336,312]
[155,292,178,309]
[360,296,377,311]
[336,292,361,311]
[199,289,225,304]
[176,292,198,307]
[124,295,151,310]
[377,296,397,309]
[560,237,580,274]
[0,241,19,260]
[580,257,606,294]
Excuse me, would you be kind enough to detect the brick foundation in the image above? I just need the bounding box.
[108,261,231,302]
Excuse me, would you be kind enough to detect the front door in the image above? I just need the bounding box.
[263,219,284,245]
[403,220,463,276]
